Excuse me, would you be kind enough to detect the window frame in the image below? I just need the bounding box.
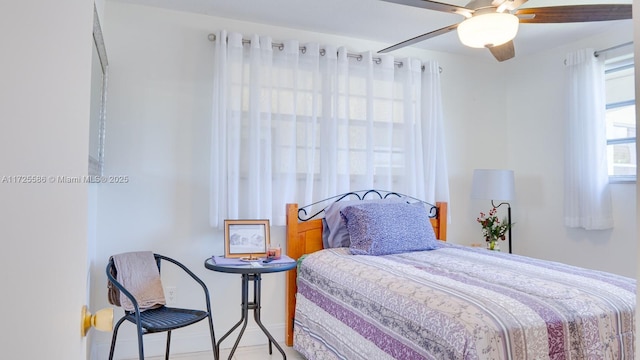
[604,56,636,183]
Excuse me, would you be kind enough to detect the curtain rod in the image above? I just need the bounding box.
[594,41,633,57]
[563,41,633,65]
[208,34,442,73]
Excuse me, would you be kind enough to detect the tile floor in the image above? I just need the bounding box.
[134,345,305,360]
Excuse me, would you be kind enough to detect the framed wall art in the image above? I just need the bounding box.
[224,219,270,259]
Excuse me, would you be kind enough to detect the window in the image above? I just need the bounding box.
[258,59,418,181]
[210,34,450,227]
[605,54,636,182]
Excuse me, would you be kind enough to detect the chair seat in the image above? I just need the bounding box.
[125,306,210,333]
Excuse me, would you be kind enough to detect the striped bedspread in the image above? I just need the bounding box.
[293,244,635,360]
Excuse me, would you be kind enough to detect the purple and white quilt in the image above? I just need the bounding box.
[293,244,635,359]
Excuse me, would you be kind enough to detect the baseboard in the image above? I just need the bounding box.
[92,323,286,360]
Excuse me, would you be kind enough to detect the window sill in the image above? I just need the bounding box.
[609,177,636,184]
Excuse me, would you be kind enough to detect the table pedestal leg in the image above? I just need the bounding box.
[217,273,287,360]
[216,274,250,359]
[252,273,287,359]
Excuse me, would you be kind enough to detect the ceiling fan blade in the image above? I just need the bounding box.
[488,41,515,62]
[492,0,529,12]
[380,0,472,17]
[516,4,632,23]
[379,24,459,53]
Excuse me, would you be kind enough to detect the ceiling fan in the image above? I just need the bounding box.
[379,0,632,61]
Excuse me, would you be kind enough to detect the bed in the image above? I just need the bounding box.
[284,191,636,359]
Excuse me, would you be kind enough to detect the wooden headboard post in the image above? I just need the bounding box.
[435,201,447,241]
[285,203,301,347]
[285,203,324,346]
[284,200,447,347]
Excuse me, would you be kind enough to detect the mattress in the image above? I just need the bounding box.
[293,244,636,360]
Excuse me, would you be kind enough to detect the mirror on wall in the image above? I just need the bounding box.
[89,6,108,176]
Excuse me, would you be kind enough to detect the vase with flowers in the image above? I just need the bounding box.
[477,207,513,251]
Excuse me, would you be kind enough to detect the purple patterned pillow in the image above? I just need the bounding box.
[341,202,440,256]
[322,197,404,248]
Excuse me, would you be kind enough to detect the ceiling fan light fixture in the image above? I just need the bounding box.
[457,12,519,48]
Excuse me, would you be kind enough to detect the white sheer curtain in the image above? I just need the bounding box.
[564,48,613,230]
[210,31,449,227]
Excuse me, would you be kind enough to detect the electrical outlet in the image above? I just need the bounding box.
[166,286,177,305]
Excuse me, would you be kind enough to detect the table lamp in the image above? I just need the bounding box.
[471,169,515,253]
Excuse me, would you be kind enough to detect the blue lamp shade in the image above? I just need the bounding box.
[471,169,515,201]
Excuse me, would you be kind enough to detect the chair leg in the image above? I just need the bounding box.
[208,314,217,360]
[108,317,127,360]
[165,330,172,360]
[136,322,145,360]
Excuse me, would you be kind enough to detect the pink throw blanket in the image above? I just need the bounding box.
[112,251,166,312]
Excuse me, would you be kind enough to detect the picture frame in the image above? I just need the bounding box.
[224,219,270,259]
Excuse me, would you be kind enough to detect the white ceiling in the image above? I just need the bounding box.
[109,0,632,60]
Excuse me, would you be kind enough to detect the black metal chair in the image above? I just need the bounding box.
[106,253,217,360]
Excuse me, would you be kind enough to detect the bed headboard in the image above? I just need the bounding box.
[284,196,447,346]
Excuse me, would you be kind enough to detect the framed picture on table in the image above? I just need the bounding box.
[224,219,270,259]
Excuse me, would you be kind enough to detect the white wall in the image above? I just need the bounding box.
[502,21,636,277]
[445,22,637,280]
[93,1,636,358]
[0,1,94,359]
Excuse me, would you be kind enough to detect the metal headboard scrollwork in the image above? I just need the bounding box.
[297,189,438,221]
